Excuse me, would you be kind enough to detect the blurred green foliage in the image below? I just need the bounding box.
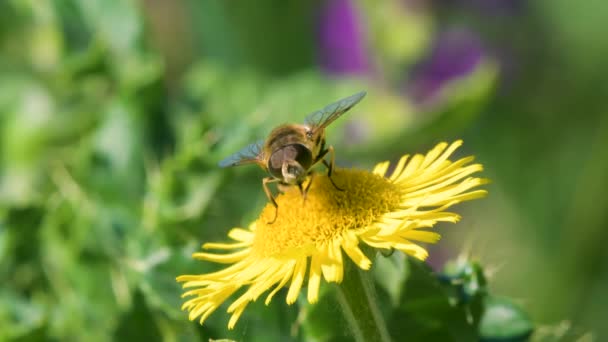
[1,0,606,341]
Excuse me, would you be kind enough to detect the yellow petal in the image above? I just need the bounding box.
[286,258,307,304]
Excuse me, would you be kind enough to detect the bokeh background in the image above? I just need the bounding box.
[1,0,606,341]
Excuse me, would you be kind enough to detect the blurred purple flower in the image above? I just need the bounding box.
[317,0,370,76]
[409,28,485,103]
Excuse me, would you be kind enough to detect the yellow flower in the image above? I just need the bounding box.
[177,140,487,329]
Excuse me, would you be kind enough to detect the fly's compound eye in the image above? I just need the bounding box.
[268,151,284,179]
[267,144,313,180]
[290,144,313,170]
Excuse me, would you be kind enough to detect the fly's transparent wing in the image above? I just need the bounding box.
[304,91,366,131]
[218,140,264,168]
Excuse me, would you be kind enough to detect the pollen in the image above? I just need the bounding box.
[253,170,402,258]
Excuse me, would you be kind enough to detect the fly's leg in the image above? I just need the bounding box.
[297,182,305,203]
[262,177,279,207]
[304,172,315,198]
[263,177,280,224]
[299,172,315,204]
[321,145,343,191]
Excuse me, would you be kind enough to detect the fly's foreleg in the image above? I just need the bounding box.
[300,172,315,203]
[263,177,280,224]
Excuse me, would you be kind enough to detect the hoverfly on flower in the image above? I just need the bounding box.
[219,91,366,223]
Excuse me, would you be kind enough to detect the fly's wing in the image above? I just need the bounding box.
[304,91,366,132]
[218,140,265,168]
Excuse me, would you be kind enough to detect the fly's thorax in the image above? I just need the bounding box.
[265,124,309,152]
[267,144,313,182]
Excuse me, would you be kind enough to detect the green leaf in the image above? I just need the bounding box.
[113,291,162,341]
[139,249,188,320]
[437,257,487,328]
[300,278,363,342]
[373,251,408,307]
[479,296,534,342]
[531,320,593,342]
[0,289,45,340]
[389,257,477,341]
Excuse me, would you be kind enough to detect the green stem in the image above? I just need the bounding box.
[335,259,393,342]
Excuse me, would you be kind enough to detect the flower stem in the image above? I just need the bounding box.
[335,259,392,342]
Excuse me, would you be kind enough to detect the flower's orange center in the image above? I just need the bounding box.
[252,169,402,257]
